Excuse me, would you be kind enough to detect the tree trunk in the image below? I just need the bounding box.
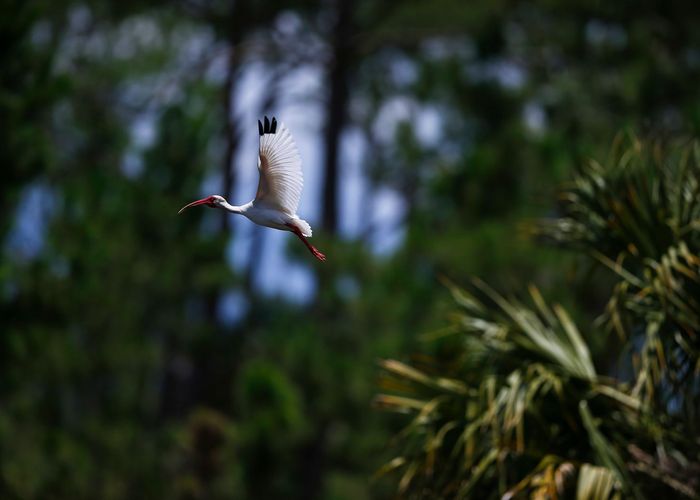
[321,0,354,235]
[221,46,240,232]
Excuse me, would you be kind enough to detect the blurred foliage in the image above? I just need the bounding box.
[2,0,700,498]
[377,139,700,498]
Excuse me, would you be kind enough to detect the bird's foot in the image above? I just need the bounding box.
[311,247,326,262]
[286,223,327,262]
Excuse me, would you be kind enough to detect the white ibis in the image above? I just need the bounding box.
[179,116,326,262]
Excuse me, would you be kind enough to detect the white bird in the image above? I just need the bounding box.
[179,116,326,262]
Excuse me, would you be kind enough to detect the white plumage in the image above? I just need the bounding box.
[178,116,325,261]
[257,121,303,216]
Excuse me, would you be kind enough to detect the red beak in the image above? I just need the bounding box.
[178,197,212,214]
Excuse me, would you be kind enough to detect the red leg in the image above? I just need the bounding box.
[286,224,326,262]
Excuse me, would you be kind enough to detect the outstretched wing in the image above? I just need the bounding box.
[255,116,303,215]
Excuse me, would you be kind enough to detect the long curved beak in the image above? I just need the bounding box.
[178,197,210,214]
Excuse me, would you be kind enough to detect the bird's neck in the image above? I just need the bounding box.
[222,201,248,215]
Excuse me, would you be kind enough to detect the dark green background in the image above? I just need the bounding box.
[2,0,700,498]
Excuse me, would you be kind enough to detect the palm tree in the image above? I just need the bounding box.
[376,135,700,499]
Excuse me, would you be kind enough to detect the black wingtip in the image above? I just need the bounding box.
[259,116,278,135]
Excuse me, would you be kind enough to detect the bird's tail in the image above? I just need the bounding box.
[289,218,312,237]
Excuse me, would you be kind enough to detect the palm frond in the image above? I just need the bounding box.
[377,137,700,498]
[576,464,620,500]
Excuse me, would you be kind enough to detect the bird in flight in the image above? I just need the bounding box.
[179,116,326,261]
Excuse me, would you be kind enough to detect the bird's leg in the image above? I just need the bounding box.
[286,224,326,262]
